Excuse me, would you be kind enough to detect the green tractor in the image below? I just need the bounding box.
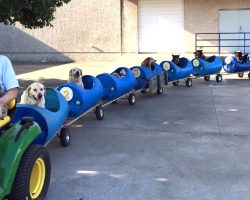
[0,99,51,200]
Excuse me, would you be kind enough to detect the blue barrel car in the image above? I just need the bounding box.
[97,67,137,105]
[160,57,193,87]
[57,75,104,121]
[12,88,70,147]
[192,55,223,82]
[223,56,250,79]
[131,63,165,95]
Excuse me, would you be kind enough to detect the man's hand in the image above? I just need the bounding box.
[0,103,3,118]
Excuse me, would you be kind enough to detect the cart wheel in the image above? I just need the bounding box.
[186,78,192,87]
[238,72,244,78]
[157,87,163,95]
[173,81,179,86]
[141,89,146,93]
[204,76,210,81]
[60,128,71,147]
[248,72,250,79]
[128,93,136,105]
[95,106,104,120]
[8,144,51,200]
[216,74,223,82]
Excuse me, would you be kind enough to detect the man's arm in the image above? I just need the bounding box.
[0,88,18,116]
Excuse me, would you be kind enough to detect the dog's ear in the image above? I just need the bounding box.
[69,69,72,76]
[27,86,32,97]
[43,86,46,94]
[79,69,83,76]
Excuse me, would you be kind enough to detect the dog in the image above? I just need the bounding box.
[171,54,180,66]
[141,57,157,71]
[194,50,206,60]
[68,67,84,88]
[20,82,46,107]
[234,51,248,63]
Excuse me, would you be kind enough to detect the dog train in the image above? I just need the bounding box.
[9,50,250,147]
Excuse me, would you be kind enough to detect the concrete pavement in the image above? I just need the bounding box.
[14,62,250,200]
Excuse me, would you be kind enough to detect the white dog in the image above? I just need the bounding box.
[20,82,46,108]
[68,67,84,88]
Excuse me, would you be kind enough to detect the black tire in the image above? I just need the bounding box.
[60,127,71,147]
[216,74,223,82]
[128,93,136,105]
[204,76,210,81]
[186,78,192,87]
[95,106,104,120]
[141,89,146,93]
[238,72,244,78]
[8,144,51,200]
[173,81,179,86]
[157,87,163,95]
[248,72,250,79]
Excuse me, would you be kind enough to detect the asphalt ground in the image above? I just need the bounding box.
[13,62,250,200]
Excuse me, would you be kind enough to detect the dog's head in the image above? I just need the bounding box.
[172,54,180,65]
[141,57,157,70]
[69,67,83,81]
[27,82,46,104]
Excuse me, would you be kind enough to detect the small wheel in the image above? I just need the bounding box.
[157,87,163,95]
[173,81,179,86]
[8,144,51,200]
[128,93,136,105]
[238,72,244,78]
[216,74,223,82]
[95,106,104,120]
[204,76,210,81]
[248,72,250,79]
[186,78,192,87]
[141,89,146,93]
[60,127,71,147]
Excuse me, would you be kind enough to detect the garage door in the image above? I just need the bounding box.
[219,9,250,53]
[138,0,184,53]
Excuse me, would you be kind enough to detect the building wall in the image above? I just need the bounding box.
[184,0,250,53]
[0,0,123,62]
[122,0,138,53]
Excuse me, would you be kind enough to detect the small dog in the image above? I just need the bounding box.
[194,50,206,60]
[234,51,248,63]
[171,54,180,66]
[68,67,84,88]
[20,82,46,108]
[141,57,157,71]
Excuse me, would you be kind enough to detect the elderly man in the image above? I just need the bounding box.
[0,55,19,118]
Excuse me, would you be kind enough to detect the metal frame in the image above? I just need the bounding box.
[195,32,250,55]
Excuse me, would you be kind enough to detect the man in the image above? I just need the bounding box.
[0,55,19,118]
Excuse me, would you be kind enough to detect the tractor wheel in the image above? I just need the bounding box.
[8,145,51,200]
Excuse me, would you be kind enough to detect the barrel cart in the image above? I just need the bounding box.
[0,99,51,200]
[223,56,250,79]
[57,75,105,124]
[192,55,223,82]
[12,88,70,147]
[131,62,166,95]
[160,57,193,87]
[97,67,137,106]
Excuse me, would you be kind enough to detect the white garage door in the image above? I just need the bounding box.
[138,0,184,53]
[219,9,250,53]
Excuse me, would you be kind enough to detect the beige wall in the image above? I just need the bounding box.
[0,0,122,62]
[122,0,138,53]
[184,0,250,53]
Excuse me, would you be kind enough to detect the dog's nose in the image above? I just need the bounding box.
[38,93,42,99]
[76,71,79,76]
